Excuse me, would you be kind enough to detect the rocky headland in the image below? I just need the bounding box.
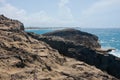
[28,29,120,79]
[0,15,120,80]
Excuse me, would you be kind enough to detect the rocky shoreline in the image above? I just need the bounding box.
[0,15,120,80]
[28,29,120,79]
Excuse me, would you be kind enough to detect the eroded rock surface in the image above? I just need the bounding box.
[28,29,120,79]
[43,28,101,48]
[0,15,119,80]
[0,15,24,31]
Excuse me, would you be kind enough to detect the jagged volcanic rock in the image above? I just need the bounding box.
[28,29,120,79]
[43,28,101,48]
[0,15,119,80]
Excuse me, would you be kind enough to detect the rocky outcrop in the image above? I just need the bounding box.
[0,15,119,80]
[0,15,24,31]
[0,15,65,80]
[28,29,120,79]
[43,28,101,48]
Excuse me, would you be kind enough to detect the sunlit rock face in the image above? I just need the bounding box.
[0,15,24,31]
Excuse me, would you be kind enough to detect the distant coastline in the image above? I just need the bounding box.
[25,27,120,30]
[25,27,81,30]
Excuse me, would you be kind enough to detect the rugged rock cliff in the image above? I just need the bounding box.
[43,28,101,48]
[28,29,120,79]
[0,15,119,80]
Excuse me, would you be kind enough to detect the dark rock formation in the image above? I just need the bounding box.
[28,29,120,79]
[0,15,119,80]
[43,28,101,48]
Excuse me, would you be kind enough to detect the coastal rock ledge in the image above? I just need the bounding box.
[0,15,119,80]
[43,28,101,49]
[28,29,120,79]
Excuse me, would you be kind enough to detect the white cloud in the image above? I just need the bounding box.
[0,0,5,3]
[0,3,55,27]
[56,0,79,27]
[82,0,120,15]
[59,0,69,6]
[80,0,120,28]
[0,3,26,19]
[0,0,78,27]
[0,0,120,28]
[58,0,74,21]
[24,11,56,27]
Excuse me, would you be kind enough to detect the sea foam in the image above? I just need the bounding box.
[109,49,120,57]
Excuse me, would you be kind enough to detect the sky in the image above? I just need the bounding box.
[0,0,120,28]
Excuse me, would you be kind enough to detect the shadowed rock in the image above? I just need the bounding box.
[43,28,101,48]
[28,29,120,79]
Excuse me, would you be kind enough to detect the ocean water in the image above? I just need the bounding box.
[81,28,120,57]
[26,28,120,57]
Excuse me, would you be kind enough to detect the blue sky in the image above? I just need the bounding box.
[0,0,120,28]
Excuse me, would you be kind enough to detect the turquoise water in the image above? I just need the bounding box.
[26,29,53,34]
[81,28,120,57]
[26,28,120,57]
